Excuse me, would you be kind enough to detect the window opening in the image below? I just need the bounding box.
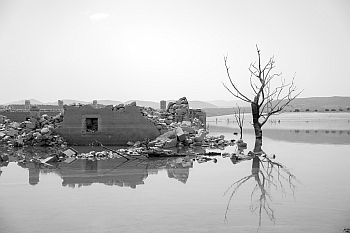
[86,118,98,132]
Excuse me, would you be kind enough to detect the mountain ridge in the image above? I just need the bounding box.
[2,96,349,111]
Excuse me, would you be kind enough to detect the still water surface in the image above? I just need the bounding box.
[1,112,350,233]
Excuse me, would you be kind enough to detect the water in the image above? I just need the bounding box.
[1,112,350,233]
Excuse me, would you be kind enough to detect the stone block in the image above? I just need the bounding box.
[6,129,18,137]
[26,122,36,129]
[41,127,50,134]
[181,126,195,134]
[62,148,78,157]
[163,138,177,149]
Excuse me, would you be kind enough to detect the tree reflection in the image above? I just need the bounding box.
[224,145,300,227]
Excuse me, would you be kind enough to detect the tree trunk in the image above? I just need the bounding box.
[253,138,262,153]
[251,102,263,152]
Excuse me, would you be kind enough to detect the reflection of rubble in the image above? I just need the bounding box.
[9,151,197,188]
[166,157,193,184]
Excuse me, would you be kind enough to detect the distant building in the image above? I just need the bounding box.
[25,100,31,110]
[160,100,166,110]
[93,100,98,109]
[9,104,26,110]
[58,100,64,110]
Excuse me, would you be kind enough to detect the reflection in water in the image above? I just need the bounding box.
[224,149,299,228]
[2,146,197,188]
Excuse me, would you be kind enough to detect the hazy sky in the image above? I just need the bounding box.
[1,0,350,104]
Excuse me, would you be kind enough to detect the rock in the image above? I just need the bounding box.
[175,127,186,142]
[194,130,207,142]
[181,126,195,134]
[40,127,50,135]
[163,138,177,149]
[166,102,175,111]
[10,122,20,128]
[26,122,36,129]
[6,128,18,137]
[0,154,9,162]
[128,101,137,106]
[62,148,78,157]
[40,155,59,164]
[0,115,6,124]
[127,141,134,146]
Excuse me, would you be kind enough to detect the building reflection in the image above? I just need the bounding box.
[13,155,194,188]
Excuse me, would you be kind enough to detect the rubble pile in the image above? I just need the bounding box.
[0,96,236,158]
[140,97,197,134]
[125,128,235,151]
[0,114,66,148]
[137,96,223,150]
[166,97,190,122]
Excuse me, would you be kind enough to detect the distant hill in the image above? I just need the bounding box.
[45,99,91,105]
[203,96,350,117]
[188,101,218,109]
[124,100,159,109]
[4,99,43,105]
[203,107,251,117]
[207,99,250,108]
[124,100,219,109]
[2,96,349,113]
[95,100,123,106]
[276,96,350,111]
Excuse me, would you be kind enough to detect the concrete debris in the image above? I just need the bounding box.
[0,153,9,163]
[61,148,78,157]
[139,96,205,135]
[236,139,247,149]
[40,155,59,164]
[126,128,235,151]
[0,113,66,148]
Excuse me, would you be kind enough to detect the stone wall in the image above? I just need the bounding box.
[0,111,61,122]
[55,105,161,146]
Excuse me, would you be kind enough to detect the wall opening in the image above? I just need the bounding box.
[85,118,98,132]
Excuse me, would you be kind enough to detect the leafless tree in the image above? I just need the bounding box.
[223,45,302,152]
[224,153,300,227]
[233,104,244,140]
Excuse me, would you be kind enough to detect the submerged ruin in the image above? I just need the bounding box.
[55,104,161,146]
[1,97,207,147]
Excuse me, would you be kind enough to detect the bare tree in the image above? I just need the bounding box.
[233,104,244,140]
[223,45,302,152]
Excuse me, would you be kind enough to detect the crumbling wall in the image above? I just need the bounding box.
[56,105,161,146]
[0,111,61,122]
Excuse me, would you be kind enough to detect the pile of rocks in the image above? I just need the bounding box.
[166,97,189,122]
[0,114,66,147]
[140,96,204,136]
[127,126,235,150]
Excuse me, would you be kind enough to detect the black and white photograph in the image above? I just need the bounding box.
[1,1,350,232]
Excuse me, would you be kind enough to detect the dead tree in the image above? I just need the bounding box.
[223,46,302,152]
[233,104,244,140]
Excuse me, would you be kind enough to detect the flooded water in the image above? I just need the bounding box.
[1,112,350,233]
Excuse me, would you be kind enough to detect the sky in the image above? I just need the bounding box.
[1,0,350,104]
